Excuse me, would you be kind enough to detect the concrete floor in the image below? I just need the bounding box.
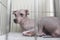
[0,32,60,40]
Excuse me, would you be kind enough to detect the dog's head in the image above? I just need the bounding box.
[13,9,29,24]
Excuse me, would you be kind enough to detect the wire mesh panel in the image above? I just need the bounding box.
[0,0,9,40]
[0,0,60,40]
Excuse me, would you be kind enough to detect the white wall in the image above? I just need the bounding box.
[11,0,54,32]
[38,0,54,17]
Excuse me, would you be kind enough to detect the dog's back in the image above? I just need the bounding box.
[38,17,60,37]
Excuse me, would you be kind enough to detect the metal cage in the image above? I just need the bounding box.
[0,0,60,40]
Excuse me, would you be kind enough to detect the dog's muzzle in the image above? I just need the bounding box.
[14,19,18,23]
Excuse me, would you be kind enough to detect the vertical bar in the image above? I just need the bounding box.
[9,0,12,33]
[53,0,56,17]
[6,0,12,40]
[42,0,43,16]
[58,0,60,17]
[54,0,60,17]
[34,0,38,40]
[45,0,46,16]
[49,0,50,16]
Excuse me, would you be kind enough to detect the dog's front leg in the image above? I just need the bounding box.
[22,29,35,36]
[38,22,46,37]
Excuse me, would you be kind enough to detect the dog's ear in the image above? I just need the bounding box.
[25,10,29,15]
[13,11,17,14]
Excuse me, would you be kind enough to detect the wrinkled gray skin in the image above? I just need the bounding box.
[13,9,60,37]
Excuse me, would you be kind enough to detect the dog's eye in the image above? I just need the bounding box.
[15,14,17,17]
[20,13,23,17]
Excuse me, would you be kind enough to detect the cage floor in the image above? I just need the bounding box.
[0,32,60,40]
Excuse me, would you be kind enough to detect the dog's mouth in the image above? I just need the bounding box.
[13,19,18,23]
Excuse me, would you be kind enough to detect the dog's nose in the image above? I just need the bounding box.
[14,19,17,23]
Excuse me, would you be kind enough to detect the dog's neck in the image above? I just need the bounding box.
[20,17,29,24]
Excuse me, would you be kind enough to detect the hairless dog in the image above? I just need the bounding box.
[13,9,60,37]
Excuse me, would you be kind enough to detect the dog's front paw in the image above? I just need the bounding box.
[37,32,46,37]
[22,31,35,36]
